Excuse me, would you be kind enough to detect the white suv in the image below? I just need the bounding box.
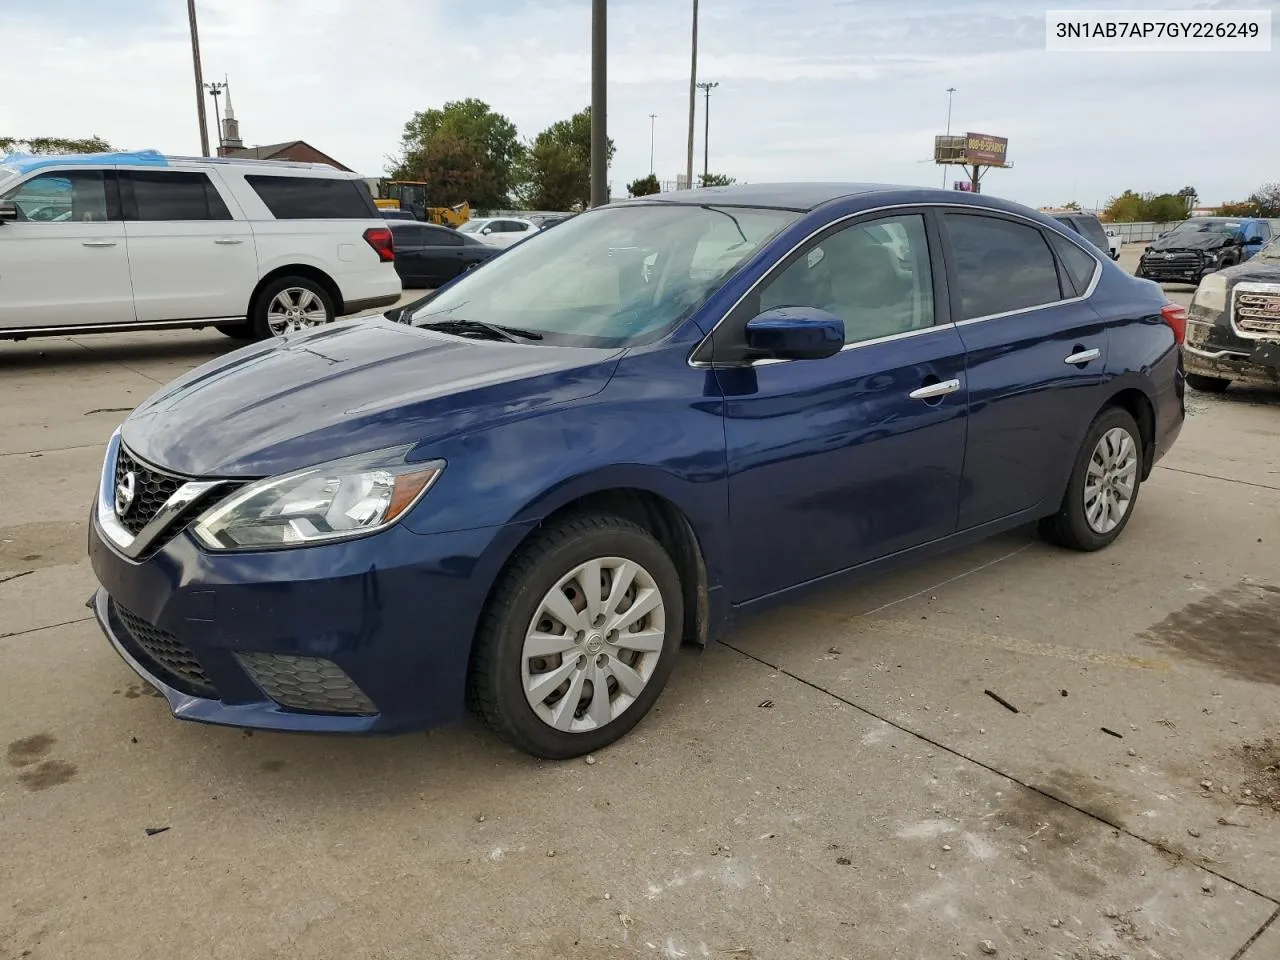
[0,151,401,341]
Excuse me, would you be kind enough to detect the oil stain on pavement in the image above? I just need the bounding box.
[1139,580,1280,685]
[7,732,77,791]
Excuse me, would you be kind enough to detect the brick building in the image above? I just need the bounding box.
[217,140,353,172]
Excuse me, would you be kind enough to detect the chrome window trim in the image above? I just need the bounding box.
[97,430,227,560]
[1228,281,1280,341]
[687,201,1102,368]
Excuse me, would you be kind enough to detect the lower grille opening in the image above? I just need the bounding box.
[237,653,376,715]
[109,600,219,700]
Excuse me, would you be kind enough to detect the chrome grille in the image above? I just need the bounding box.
[113,447,185,535]
[1235,289,1280,339]
[110,600,219,699]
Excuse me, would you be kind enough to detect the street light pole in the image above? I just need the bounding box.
[590,0,608,207]
[206,81,226,153]
[187,0,211,157]
[697,81,718,182]
[648,113,657,175]
[942,86,956,188]
[685,0,698,190]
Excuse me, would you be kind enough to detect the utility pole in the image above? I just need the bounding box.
[685,0,698,190]
[697,81,718,182]
[205,81,226,152]
[648,113,657,175]
[590,0,608,207]
[942,87,956,188]
[187,0,211,157]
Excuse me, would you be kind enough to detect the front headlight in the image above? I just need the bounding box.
[1192,272,1228,313]
[192,446,444,551]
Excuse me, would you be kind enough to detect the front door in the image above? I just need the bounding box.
[716,211,969,603]
[0,169,134,329]
[120,168,257,322]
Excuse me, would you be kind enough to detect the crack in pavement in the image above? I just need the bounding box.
[0,442,101,459]
[0,615,93,641]
[0,570,34,587]
[1232,906,1280,960]
[1156,464,1280,492]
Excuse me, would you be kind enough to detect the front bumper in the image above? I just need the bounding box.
[1138,253,1215,283]
[89,510,528,734]
[1184,342,1280,387]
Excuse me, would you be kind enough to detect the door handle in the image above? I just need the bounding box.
[908,378,961,401]
[1064,348,1101,365]
[82,240,117,248]
[213,238,244,245]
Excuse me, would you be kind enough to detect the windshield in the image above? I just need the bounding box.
[1171,219,1242,236]
[406,203,800,348]
[458,219,487,234]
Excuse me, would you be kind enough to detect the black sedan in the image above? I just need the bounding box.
[389,221,501,288]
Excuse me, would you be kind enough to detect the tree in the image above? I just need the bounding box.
[0,136,112,155]
[517,107,615,211]
[627,174,661,197]
[1102,189,1191,223]
[1216,201,1257,217]
[1060,200,1081,211]
[1248,182,1280,218]
[1176,185,1198,212]
[392,99,522,209]
[699,172,736,187]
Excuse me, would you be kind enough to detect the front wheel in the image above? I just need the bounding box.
[250,277,335,340]
[468,514,684,759]
[1186,373,1231,393]
[1040,407,1143,551]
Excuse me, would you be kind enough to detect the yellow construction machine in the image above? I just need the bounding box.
[367,179,470,228]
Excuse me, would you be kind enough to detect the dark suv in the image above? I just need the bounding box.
[1049,212,1115,260]
[1137,217,1272,285]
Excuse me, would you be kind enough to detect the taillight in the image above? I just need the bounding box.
[363,227,395,263]
[1160,302,1187,345]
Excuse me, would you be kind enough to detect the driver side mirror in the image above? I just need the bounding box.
[745,307,845,361]
[481,227,493,236]
[0,201,17,223]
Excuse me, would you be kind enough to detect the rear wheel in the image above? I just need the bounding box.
[1186,373,1231,393]
[1039,407,1143,551]
[250,277,334,340]
[468,514,684,759]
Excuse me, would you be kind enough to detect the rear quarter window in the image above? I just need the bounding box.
[245,175,378,220]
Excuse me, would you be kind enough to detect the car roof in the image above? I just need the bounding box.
[623,182,932,211]
[0,149,347,178]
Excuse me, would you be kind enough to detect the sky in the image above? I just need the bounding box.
[0,0,1276,209]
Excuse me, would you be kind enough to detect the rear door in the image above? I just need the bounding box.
[940,211,1109,530]
[718,210,969,602]
[0,168,134,328]
[121,168,257,322]
[389,223,427,282]
[420,225,468,282]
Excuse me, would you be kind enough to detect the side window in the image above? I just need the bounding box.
[758,213,935,345]
[1077,217,1110,253]
[127,171,230,221]
[943,213,1063,320]
[0,170,112,222]
[390,224,422,245]
[424,227,462,246]
[245,175,379,219]
[1047,232,1098,298]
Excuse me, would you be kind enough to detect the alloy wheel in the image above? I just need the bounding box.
[266,287,329,337]
[521,557,666,733]
[1084,426,1138,534]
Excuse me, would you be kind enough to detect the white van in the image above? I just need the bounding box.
[0,151,401,341]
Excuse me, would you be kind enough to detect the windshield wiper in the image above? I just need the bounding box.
[416,318,543,342]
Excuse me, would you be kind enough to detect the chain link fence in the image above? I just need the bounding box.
[1107,219,1280,245]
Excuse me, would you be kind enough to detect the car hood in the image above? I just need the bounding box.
[1146,232,1230,253]
[121,318,622,477]
[1218,257,1280,284]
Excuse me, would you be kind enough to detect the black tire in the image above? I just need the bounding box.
[1039,407,1143,552]
[214,322,254,340]
[468,514,684,759]
[1186,373,1231,393]
[248,276,335,341]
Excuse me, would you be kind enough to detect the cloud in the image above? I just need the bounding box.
[0,0,1277,208]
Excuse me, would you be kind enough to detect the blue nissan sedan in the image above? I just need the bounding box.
[89,183,1185,759]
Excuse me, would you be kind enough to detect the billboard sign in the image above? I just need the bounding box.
[964,133,1008,166]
